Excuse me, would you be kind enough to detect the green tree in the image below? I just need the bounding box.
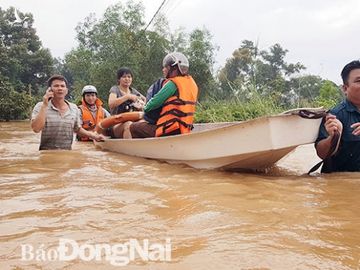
[0,76,34,121]
[218,40,305,104]
[218,40,258,99]
[63,0,218,104]
[0,7,53,96]
[288,75,324,107]
[168,27,187,53]
[185,28,218,100]
[314,80,343,109]
[64,1,169,103]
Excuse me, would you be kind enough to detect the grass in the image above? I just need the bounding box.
[195,96,284,123]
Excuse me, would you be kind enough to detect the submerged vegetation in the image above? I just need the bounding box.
[195,86,283,123]
[0,2,344,121]
[195,99,282,123]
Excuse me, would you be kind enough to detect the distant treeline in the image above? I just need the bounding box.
[0,2,343,121]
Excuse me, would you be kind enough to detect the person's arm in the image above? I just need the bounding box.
[31,88,54,133]
[76,127,105,141]
[79,107,83,125]
[144,81,177,112]
[316,137,335,159]
[315,114,343,159]
[138,92,146,103]
[103,108,111,118]
[108,92,138,111]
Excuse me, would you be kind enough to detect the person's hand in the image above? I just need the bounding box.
[324,114,343,137]
[139,95,146,103]
[91,132,106,142]
[351,122,360,136]
[127,94,139,102]
[42,87,54,105]
[132,99,145,111]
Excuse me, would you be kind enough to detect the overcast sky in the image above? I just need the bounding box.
[1,0,359,84]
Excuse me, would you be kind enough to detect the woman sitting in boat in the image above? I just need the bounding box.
[108,67,146,138]
[128,52,199,138]
[77,85,110,141]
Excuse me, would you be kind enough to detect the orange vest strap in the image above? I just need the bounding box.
[159,109,194,118]
[163,98,196,106]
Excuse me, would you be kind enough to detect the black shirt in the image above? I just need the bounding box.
[316,99,360,172]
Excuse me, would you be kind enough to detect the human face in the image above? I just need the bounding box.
[162,65,178,78]
[162,66,170,78]
[118,73,132,88]
[343,68,360,107]
[84,93,97,105]
[50,79,68,99]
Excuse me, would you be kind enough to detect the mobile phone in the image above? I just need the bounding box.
[48,87,53,101]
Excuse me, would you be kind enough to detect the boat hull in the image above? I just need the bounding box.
[94,113,322,170]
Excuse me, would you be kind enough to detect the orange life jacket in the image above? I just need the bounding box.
[78,98,105,141]
[155,76,198,137]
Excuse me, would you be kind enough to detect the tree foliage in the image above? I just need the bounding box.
[1,2,344,121]
[218,40,306,105]
[286,75,324,107]
[0,6,52,120]
[62,2,166,103]
[0,77,34,121]
[185,28,218,100]
[62,1,217,103]
[0,6,53,96]
[314,80,343,109]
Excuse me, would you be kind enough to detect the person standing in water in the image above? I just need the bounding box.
[315,60,360,172]
[31,75,104,150]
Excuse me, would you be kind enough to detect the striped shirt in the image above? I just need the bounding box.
[31,100,81,150]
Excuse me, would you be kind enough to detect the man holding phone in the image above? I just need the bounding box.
[31,74,104,150]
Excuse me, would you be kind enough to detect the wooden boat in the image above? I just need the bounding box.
[94,109,323,171]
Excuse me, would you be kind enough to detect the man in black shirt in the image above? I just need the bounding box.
[315,60,360,172]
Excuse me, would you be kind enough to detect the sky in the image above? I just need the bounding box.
[1,0,359,84]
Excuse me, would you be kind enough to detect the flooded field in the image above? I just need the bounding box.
[1,121,359,269]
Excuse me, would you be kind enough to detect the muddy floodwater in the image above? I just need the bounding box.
[1,121,360,269]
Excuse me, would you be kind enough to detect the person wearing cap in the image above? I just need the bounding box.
[77,85,110,141]
[108,67,146,138]
[315,60,360,172]
[31,75,105,150]
[128,52,199,138]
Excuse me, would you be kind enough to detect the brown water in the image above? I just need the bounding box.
[1,122,360,270]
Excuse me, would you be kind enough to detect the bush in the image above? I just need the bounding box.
[0,80,34,121]
[195,97,282,123]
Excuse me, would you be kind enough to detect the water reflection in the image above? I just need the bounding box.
[0,122,359,269]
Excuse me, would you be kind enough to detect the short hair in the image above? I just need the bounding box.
[341,60,360,84]
[47,74,69,87]
[117,67,133,80]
